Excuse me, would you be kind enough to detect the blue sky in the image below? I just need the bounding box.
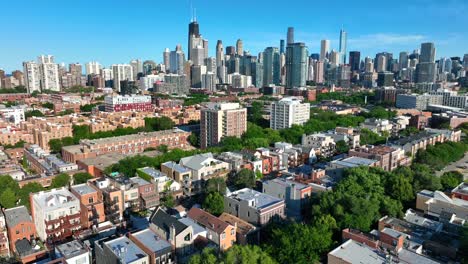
[1,0,467,72]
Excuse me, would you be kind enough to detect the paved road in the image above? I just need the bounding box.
[435,152,468,180]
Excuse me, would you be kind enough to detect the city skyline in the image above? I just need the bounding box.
[1,0,467,72]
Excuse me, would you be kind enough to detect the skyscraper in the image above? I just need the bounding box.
[188,19,200,60]
[226,46,236,56]
[38,55,60,91]
[339,29,347,64]
[270,97,310,130]
[23,61,41,93]
[349,51,361,72]
[376,54,387,72]
[188,17,208,64]
[112,64,133,92]
[287,27,294,44]
[313,60,324,84]
[130,59,142,81]
[85,61,101,75]
[169,44,186,75]
[416,42,437,83]
[320,40,330,61]
[236,39,243,56]
[163,48,171,71]
[216,40,224,66]
[280,40,285,54]
[285,43,308,88]
[329,50,340,66]
[263,47,281,86]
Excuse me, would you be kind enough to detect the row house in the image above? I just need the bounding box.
[389,130,446,157]
[137,167,182,198]
[161,161,193,197]
[360,118,394,135]
[0,126,34,146]
[70,183,106,229]
[62,128,190,163]
[327,127,361,149]
[348,145,410,171]
[95,235,149,264]
[30,188,81,243]
[128,228,174,264]
[24,145,78,176]
[0,211,9,257]
[224,188,285,226]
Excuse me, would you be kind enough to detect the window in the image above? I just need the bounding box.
[231,229,235,236]
[88,197,94,204]
[221,232,226,240]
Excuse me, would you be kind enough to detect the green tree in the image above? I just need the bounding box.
[0,188,17,208]
[411,163,442,192]
[73,172,93,184]
[18,183,45,209]
[161,193,175,208]
[41,102,54,110]
[49,139,63,153]
[51,173,71,188]
[224,245,276,264]
[440,171,463,190]
[335,140,349,154]
[205,178,227,195]
[219,136,243,151]
[188,248,219,264]
[157,144,169,153]
[231,169,256,189]
[25,110,44,118]
[188,132,199,147]
[0,175,20,195]
[203,192,224,216]
[80,104,98,112]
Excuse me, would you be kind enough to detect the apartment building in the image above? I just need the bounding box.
[104,94,153,112]
[24,145,78,175]
[54,240,91,264]
[416,190,468,221]
[200,102,247,148]
[389,130,446,157]
[62,128,190,163]
[128,228,174,264]
[95,236,149,264]
[179,153,230,194]
[348,145,409,171]
[187,208,236,251]
[224,188,285,226]
[137,167,181,195]
[262,177,312,220]
[270,97,310,130]
[161,161,192,197]
[361,118,393,135]
[90,178,125,225]
[301,133,336,157]
[0,126,34,146]
[218,213,258,245]
[70,183,106,229]
[30,188,81,242]
[0,211,9,257]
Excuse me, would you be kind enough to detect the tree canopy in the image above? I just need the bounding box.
[189,245,276,264]
[51,173,71,188]
[73,172,93,184]
[203,192,224,216]
[230,169,256,189]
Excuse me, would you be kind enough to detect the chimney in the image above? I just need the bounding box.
[169,224,176,243]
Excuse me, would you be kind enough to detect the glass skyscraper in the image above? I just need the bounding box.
[339,29,347,64]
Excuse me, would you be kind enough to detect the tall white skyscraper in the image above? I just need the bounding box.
[329,50,340,66]
[130,59,142,81]
[339,29,347,64]
[320,40,330,61]
[112,64,133,92]
[170,44,185,75]
[38,55,60,91]
[86,61,101,75]
[163,48,171,71]
[23,61,41,93]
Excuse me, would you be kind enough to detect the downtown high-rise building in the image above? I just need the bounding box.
[339,29,347,64]
[169,44,186,75]
[416,42,437,83]
[263,47,281,86]
[280,39,285,54]
[200,103,247,149]
[313,60,324,84]
[399,52,409,70]
[285,43,308,88]
[349,51,361,72]
[287,27,294,45]
[163,48,171,72]
[112,64,133,92]
[236,39,243,56]
[130,59,142,81]
[270,97,310,130]
[376,54,387,72]
[188,19,200,60]
[188,19,208,65]
[329,50,340,66]
[320,40,330,61]
[85,61,101,75]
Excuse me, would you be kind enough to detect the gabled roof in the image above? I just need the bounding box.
[150,208,188,236]
[187,208,230,235]
[180,153,216,170]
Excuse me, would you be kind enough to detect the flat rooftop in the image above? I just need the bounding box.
[56,240,88,259]
[104,236,147,263]
[227,188,283,210]
[32,188,78,211]
[80,128,186,146]
[333,156,377,167]
[131,229,171,253]
[4,206,32,227]
[328,239,386,264]
[71,183,97,196]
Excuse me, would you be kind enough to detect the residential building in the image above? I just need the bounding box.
[224,188,285,226]
[24,145,78,176]
[416,190,468,221]
[38,55,61,92]
[137,167,181,195]
[262,177,312,219]
[179,153,229,194]
[89,178,125,225]
[54,240,91,264]
[129,177,159,210]
[187,208,236,251]
[326,157,379,179]
[0,211,8,257]
[452,182,468,201]
[348,145,409,171]
[389,130,446,157]
[285,43,308,88]
[270,97,310,130]
[104,94,153,112]
[200,102,247,149]
[62,128,190,163]
[70,183,106,229]
[30,188,81,242]
[128,228,174,264]
[85,61,101,75]
[263,47,281,86]
[161,161,192,197]
[112,64,133,92]
[301,133,336,158]
[218,213,258,245]
[95,236,149,264]
[396,94,443,110]
[149,208,194,257]
[360,118,393,135]
[23,61,41,93]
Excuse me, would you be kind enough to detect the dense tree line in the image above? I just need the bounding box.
[189,245,276,264]
[0,86,27,94]
[415,141,467,170]
[315,91,373,106]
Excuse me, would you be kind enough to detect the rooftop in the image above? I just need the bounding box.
[32,188,79,211]
[264,177,310,191]
[131,228,171,253]
[80,128,186,147]
[219,213,256,236]
[161,161,190,173]
[55,240,88,259]
[332,156,377,167]
[4,205,32,227]
[138,167,168,179]
[129,176,151,186]
[328,239,387,264]
[187,208,231,235]
[452,182,468,195]
[104,236,147,263]
[150,208,188,236]
[71,183,97,196]
[180,153,226,171]
[390,130,439,146]
[227,188,283,210]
